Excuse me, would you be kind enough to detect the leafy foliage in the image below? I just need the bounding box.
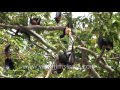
[0,12,120,78]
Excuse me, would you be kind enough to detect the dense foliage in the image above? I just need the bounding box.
[0,12,120,78]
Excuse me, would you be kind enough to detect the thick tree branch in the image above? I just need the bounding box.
[27,26,65,31]
[0,24,58,51]
[0,24,65,31]
[0,24,64,51]
[0,24,18,29]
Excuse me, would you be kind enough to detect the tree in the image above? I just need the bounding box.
[0,12,120,78]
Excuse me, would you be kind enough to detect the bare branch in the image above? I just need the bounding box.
[0,24,63,51]
[26,26,65,31]
[0,24,65,31]
[0,24,18,29]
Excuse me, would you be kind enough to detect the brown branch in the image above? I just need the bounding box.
[26,26,65,31]
[0,24,18,29]
[0,24,65,51]
[0,24,65,31]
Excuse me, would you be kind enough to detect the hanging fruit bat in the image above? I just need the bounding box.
[54,12,61,24]
[98,35,113,51]
[60,23,73,38]
[4,44,14,70]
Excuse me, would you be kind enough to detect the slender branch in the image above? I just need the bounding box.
[79,39,100,78]
[97,47,107,65]
[76,46,97,58]
[98,59,114,73]
[29,40,55,59]
[81,49,101,78]
[110,57,120,61]
[76,46,114,73]
[27,30,57,51]
[45,59,57,78]
[97,48,105,60]
[0,74,11,78]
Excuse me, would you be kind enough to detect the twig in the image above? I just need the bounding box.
[28,30,57,51]
[29,40,55,59]
[97,48,105,60]
[45,57,57,78]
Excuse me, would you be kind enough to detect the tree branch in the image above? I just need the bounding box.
[97,48,107,65]
[81,49,101,78]
[45,59,57,78]
[97,48,105,60]
[0,24,65,51]
[0,24,65,31]
[76,46,97,58]
[27,30,57,51]
[75,46,114,73]
[29,40,55,59]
